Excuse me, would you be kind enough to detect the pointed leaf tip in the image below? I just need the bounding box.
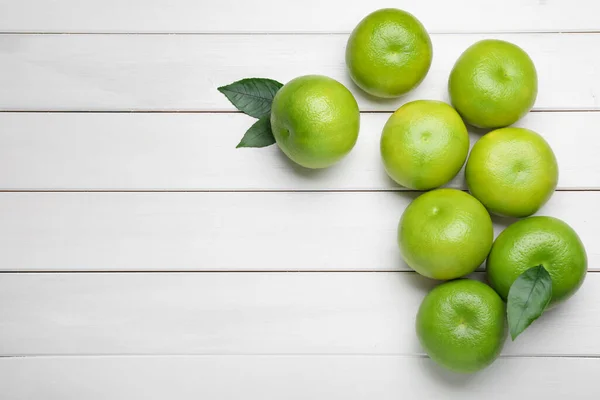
[507,265,553,340]
[217,78,283,119]
[236,115,276,148]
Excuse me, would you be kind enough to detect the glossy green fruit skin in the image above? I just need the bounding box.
[449,39,538,128]
[398,189,494,280]
[416,279,506,373]
[346,8,433,98]
[465,127,558,218]
[487,216,587,306]
[270,75,360,169]
[381,100,469,190]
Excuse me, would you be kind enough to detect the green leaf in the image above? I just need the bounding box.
[236,115,276,148]
[507,265,553,340]
[218,78,283,118]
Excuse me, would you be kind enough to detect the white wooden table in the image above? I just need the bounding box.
[0,1,599,398]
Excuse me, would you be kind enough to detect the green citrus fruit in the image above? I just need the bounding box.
[399,189,493,280]
[270,75,360,169]
[487,216,587,306]
[448,39,538,128]
[465,127,558,218]
[345,8,433,98]
[416,279,506,373]
[381,100,469,190]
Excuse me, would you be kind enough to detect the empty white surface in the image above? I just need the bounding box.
[0,111,597,190]
[1,272,598,356]
[1,33,599,111]
[1,0,600,397]
[0,191,598,271]
[1,356,600,400]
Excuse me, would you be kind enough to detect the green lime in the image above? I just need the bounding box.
[270,75,360,169]
[381,100,469,190]
[465,127,558,218]
[449,39,537,128]
[416,279,506,373]
[399,189,493,280]
[345,8,432,98]
[487,216,587,305]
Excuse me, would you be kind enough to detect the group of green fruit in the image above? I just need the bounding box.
[219,8,587,374]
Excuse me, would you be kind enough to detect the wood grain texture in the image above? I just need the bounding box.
[0,191,597,272]
[0,111,596,190]
[1,356,599,400]
[2,1,599,394]
[0,0,597,33]
[1,33,599,111]
[0,272,598,356]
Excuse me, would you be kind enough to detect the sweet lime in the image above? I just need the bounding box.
[465,127,558,218]
[416,279,506,373]
[487,216,587,306]
[381,100,469,190]
[346,8,433,98]
[398,189,493,280]
[448,39,537,128]
[270,75,360,169]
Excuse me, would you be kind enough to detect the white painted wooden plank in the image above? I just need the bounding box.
[1,356,598,400]
[0,191,597,272]
[1,34,599,111]
[0,272,598,356]
[0,111,596,190]
[0,0,598,33]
